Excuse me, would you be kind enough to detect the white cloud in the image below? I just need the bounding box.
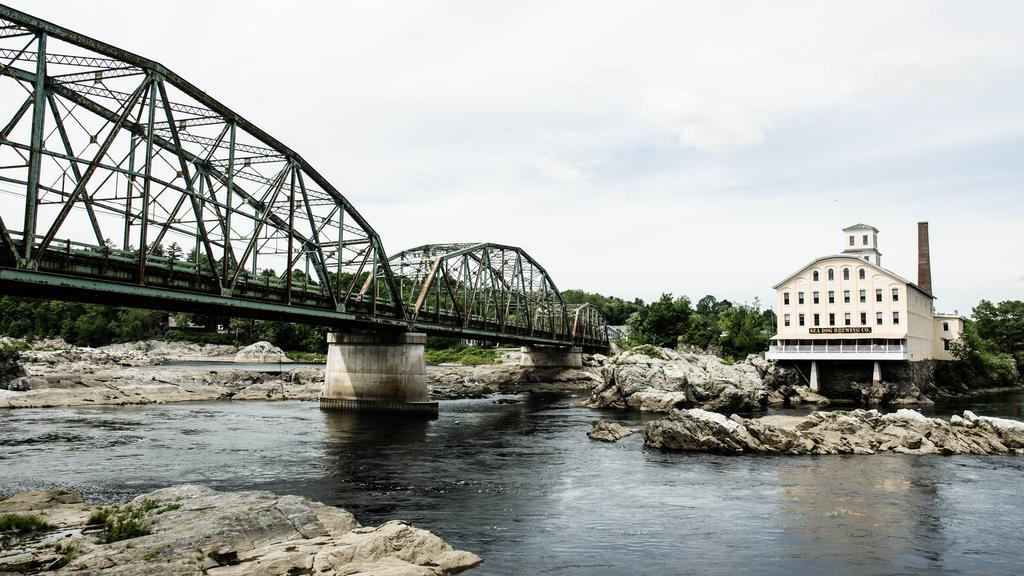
[534,156,588,184]
[641,89,767,153]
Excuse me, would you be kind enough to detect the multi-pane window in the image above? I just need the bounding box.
[844,312,851,326]
[849,236,855,246]
[943,321,949,332]
[828,269,835,281]
[843,268,850,280]
[828,291,835,304]
[876,289,883,302]
[829,313,836,326]
[893,311,900,325]
[859,289,866,303]
[943,339,950,351]
[814,313,820,327]
[798,292,805,305]
[859,268,866,280]
[784,292,790,305]
[813,291,820,304]
[813,270,819,281]
[799,314,805,327]
[876,312,883,325]
[860,312,867,325]
[784,314,791,327]
[843,290,850,304]
[862,234,868,245]
[892,288,899,302]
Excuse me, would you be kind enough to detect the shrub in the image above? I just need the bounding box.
[0,513,52,534]
[628,344,666,360]
[0,345,25,385]
[424,345,499,366]
[98,505,152,544]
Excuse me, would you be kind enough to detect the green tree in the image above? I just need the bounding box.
[561,289,644,325]
[627,293,693,347]
[972,299,1024,355]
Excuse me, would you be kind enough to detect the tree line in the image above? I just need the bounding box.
[941,299,1024,389]
[562,290,777,361]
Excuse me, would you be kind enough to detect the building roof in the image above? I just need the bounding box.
[842,223,879,232]
[772,254,934,298]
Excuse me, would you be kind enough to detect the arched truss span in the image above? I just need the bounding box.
[0,6,404,320]
[388,243,608,347]
[0,6,609,349]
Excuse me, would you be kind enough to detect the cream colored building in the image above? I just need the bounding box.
[767,223,963,390]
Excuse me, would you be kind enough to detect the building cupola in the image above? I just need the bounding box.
[841,223,881,266]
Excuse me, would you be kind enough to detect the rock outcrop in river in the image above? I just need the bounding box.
[0,484,480,575]
[644,408,1024,455]
[587,347,828,414]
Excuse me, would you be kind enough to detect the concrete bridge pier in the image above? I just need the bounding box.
[519,345,583,368]
[320,332,438,416]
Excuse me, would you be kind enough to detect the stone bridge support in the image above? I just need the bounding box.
[320,332,438,416]
[519,345,583,368]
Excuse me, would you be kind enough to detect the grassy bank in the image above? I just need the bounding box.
[424,346,501,366]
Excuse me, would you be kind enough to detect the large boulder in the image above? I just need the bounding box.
[588,348,768,414]
[235,341,290,363]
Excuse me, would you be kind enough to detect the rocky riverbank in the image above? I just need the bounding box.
[0,338,604,409]
[641,408,1024,455]
[0,484,479,575]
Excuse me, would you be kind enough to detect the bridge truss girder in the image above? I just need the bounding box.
[0,5,609,350]
[0,5,404,320]
[389,243,607,347]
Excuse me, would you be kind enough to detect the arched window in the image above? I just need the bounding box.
[858,268,865,280]
[812,270,819,281]
[827,268,834,281]
[842,268,850,280]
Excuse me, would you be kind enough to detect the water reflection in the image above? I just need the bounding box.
[776,456,948,574]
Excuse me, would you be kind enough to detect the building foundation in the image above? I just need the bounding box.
[320,332,437,417]
[519,345,583,368]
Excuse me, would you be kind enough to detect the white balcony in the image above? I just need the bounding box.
[766,341,908,361]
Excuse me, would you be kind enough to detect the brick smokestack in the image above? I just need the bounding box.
[917,221,932,295]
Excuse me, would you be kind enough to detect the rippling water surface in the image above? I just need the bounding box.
[2,393,1023,575]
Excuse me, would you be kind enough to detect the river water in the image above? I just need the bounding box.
[2,392,1023,575]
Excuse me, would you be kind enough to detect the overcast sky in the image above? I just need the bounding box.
[14,1,1023,315]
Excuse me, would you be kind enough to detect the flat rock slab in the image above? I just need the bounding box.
[0,484,481,575]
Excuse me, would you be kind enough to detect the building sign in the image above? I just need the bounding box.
[808,327,872,334]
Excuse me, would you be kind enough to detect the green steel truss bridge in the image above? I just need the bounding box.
[0,6,608,350]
